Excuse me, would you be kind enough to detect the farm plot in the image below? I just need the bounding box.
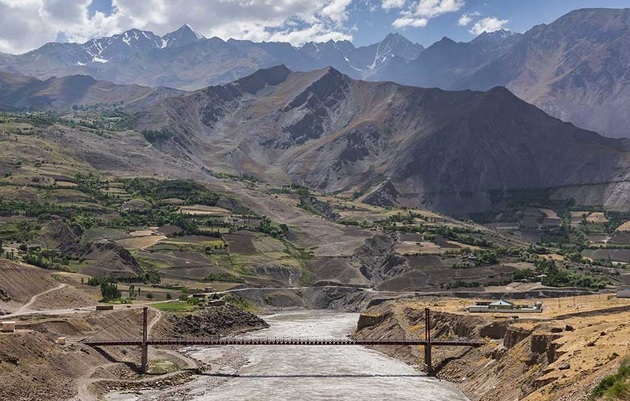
[445,240,482,250]
[395,241,424,255]
[116,235,166,250]
[539,208,559,219]
[178,205,231,216]
[412,241,444,254]
[587,212,609,223]
[399,233,424,242]
[159,236,225,252]
[616,220,630,232]
[608,232,630,245]
[53,181,78,188]
[377,271,431,291]
[405,255,445,269]
[135,248,224,269]
[129,229,155,237]
[582,249,630,263]
[160,265,236,281]
[223,231,258,255]
[587,235,609,244]
[570,211,588,227]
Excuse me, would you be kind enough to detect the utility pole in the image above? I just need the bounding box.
[141,307,148,374]
[424,308,433,376]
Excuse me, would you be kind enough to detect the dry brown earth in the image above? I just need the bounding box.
[355,294,630,401]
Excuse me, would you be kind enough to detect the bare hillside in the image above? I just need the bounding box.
[137,65,630,214]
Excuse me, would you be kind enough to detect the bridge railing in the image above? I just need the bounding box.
[82,337,486,347]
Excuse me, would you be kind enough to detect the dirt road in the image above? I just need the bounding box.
[17,283,66,313]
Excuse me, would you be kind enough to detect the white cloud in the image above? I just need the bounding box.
[469,16,509,35]
[413,0,465,18]
[0,0,355,53]
[388,0,464,29]
[320,0,353,23]
[381,0,405,10]
[457,11,480,26]
[393,16,428,28]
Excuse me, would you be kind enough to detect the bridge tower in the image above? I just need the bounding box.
[141,307,148,373]
[424,307,433,376]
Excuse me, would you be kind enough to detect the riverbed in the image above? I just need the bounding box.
[107,311,469,400]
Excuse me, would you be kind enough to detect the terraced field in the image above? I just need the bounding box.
[0,113,628,295]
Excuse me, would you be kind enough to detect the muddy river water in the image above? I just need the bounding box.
[107,311,469,401]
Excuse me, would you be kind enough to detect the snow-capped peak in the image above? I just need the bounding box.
[162,24,204,48]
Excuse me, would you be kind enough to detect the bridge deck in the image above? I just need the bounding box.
[83,338,486,347]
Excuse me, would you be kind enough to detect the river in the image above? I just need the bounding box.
[107,311,469,401]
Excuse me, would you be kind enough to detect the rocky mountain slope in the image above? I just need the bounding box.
[363,8,630,139]
[382,8,630,139]
[380,8,630,139]
[387,29,522,89]
[453,8,630,139]
[135,65,630,214]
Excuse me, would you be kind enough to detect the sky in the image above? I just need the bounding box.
[0,0,629,54]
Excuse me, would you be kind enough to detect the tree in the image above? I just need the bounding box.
[146,292,154,300]
[100,282,121,301]
[166,293,172,300]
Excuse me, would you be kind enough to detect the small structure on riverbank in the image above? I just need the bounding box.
[467,300,543,313]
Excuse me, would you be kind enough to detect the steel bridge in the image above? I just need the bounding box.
[82,307,486,375]
[84,338,485,347]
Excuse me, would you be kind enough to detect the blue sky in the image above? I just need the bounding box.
[352,0,630,46]
[87,0,115,17]
[0,0,629,54]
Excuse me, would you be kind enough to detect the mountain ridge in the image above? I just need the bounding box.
[0,27,424,91]
[134,65,630,214]
[0,71,181,110]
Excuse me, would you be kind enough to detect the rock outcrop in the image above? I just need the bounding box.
[164,305,269,337]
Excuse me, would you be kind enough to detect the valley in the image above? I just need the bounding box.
[2,109,630,298]
[1,105,630,400]
[2,5,630,400]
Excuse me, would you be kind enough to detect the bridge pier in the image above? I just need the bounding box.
[424,308,433,376]
[141,307,148,374]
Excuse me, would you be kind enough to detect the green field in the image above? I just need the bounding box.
[151,301,199,312]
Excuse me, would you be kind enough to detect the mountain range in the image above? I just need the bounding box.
[1,8,629,138]
[131,65,630,214]
[0,25,423,91]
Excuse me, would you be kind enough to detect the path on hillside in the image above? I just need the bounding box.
[147,307,162,335]
[17,283,66,314]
